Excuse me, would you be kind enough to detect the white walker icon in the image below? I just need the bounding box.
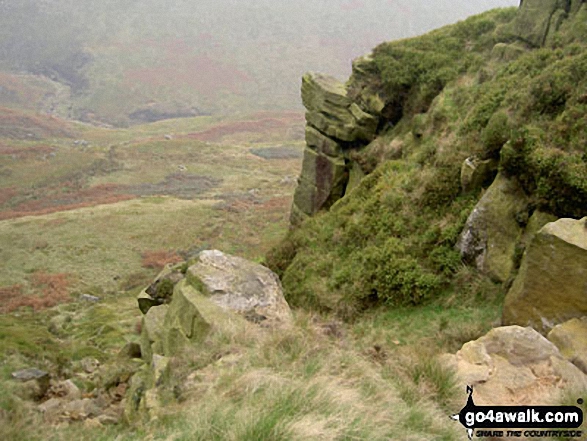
[450,385,474,440]
[450,386,584,440]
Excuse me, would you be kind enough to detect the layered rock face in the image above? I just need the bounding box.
[510,0,586,47]
[502,217,587,333]
[291,73,379,224]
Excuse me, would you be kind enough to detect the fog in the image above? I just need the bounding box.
[0,0,519,123]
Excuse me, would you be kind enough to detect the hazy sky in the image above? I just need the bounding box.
[0,0,522,120]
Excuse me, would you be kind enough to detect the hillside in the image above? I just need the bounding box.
[270,1,587,317]
[0,0,517,126]
[1,1,587,441]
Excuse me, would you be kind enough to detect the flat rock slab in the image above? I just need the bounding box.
[187,250,292,326]
[12,368,49,382]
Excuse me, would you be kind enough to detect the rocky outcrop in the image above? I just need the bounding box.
[188,250,292,326]
[457,173,530,282]
[502,217,587,333]
[128,251,292,421]
[291,72,379,224]
[508,0,587,47]
[548,317,587,374]
[441,326,587,406]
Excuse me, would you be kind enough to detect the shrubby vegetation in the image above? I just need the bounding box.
[269,6,587,316]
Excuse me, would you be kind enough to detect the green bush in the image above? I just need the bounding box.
[480,111,511,158]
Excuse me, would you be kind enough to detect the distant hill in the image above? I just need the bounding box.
[0,0,517,126]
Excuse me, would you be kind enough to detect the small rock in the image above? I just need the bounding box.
[80,358,100,374]
[164,134,173,140]
[50,380,81,400]
[84,418,103,429]
[97,414,119,425]
[12,368,49,382]
[64,398,100,420]
[80,294,101,303]
[38,397,63,416]
[12,369,51,400]
[109,383,127,401]
[15,380,49,401]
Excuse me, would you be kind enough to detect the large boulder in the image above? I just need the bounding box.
[502,217,587,333]
[441,326,587,406]
[457,173,529,282]
[548,317,587,374]
[510,0,569,47]
[187,250,292,327]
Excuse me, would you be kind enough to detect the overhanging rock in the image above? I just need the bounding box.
[291,72,379,224]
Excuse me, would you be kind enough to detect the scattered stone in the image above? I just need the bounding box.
[84,418,103,429]
[12,369,51,399]
[99,360,142,391]
[49,380,81,400]
[38,397,63,416]
[80,294,101,303]
[441,326,587,406]
[12,368,49,382]
[80,358,100,374]
[63,398,100,420]
[502,217,587,333]
[108,383,128,401]
[97,414,119,425]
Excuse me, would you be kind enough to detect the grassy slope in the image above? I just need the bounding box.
[0,111,303,301]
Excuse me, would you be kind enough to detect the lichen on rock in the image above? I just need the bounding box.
[502,217,587,333]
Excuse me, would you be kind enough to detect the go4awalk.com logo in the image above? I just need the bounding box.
[451,386,584,439]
